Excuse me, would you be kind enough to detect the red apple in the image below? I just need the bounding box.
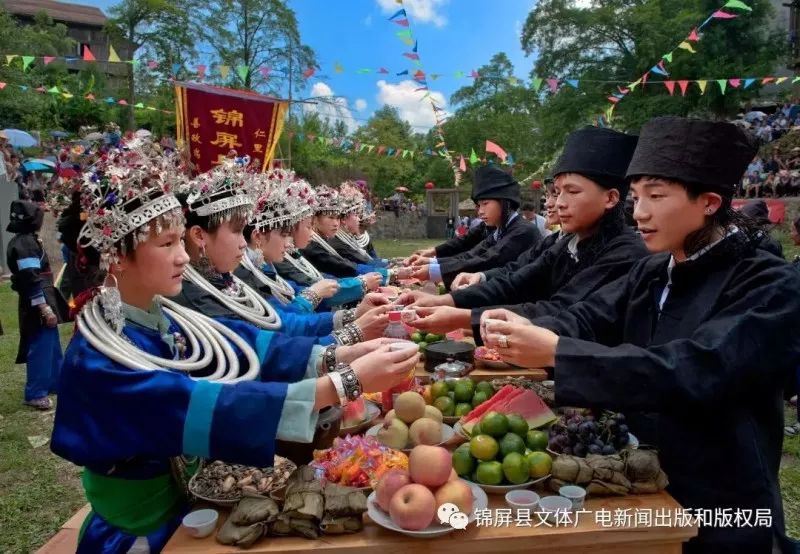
[435,479,474,515]
[375,469,411,512]
[389,484,436,530]
[447,468,458,482]
[409,445,452,488]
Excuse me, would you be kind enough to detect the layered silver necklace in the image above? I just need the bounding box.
[311,231,345,259]
[183,264,282,330]
[356,231,370,249]
[240,254,295,305]
[283,248,324,282]
[77,295,260,382]
[335,230,372,262]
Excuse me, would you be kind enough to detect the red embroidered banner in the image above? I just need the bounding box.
[174,82,287,173]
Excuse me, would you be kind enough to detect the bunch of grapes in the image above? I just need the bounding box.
[547,409,630,457]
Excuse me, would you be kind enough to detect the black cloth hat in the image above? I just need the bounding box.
[7,200,44,234]
[740,200,771,226]
[471,165,521,207]
[625,116,757,195]
[552,127,639,199]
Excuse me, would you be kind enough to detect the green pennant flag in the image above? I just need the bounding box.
[455,70,464,78]
[128,60,140,67]
[359,144,367,152]
[716,79,727,94]
[662,52,673,63]
[48,86,59,94]
[412,60,422,67]
[135,102,145,108]
[629,78,642,91]
[724,0,752,11]
[469,148,479,165]
[236,65,249,82]
[318,136,325,144]
[396,30,412,38]
[356,68,371,74]
[402,149,409,158]
[409,151,414,158]
[793,76,800,84]
[532,77,543,91]
[146,106,156,110]
[62,93,73,98]
[22,56,35,71]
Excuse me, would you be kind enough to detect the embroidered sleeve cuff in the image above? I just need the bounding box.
[277,379,319,443]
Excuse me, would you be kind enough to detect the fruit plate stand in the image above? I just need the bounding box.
[464,474,550,495]
[339,401,382,437]
[366,480,489,538]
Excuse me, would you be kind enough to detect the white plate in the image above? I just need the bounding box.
[465,474,550,495]
[367,479,488,538]
[365,423,455,451]
[453,421,470,439]
[339,401,382,436]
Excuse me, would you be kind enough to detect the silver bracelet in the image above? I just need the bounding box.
[358,276,369,295]
[328,371,347,406]
[332,322,363,345]
[341,308,357,326]
[323,345,337,374]
[336,363,362,402]
[299,288,322,310]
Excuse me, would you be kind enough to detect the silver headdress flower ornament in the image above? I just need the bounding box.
[338,181,366,216]
[250,169,316,231]
[313,184,343,216]
[182,156,257,226]
[77,140,189,271]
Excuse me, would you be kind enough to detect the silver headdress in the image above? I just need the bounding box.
[183,156,257,226]
[338,181,366,216]
[313,185,342,216]
[250,169,316,231]
[76,142,189,270]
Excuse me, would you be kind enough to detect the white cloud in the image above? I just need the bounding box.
[363,15,373,27]
[376,79,448,130]
[376,0,448,27]
[354,99,367,112]
[303,82,360,133]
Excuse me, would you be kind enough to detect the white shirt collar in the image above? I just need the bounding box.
[493,211,519,240]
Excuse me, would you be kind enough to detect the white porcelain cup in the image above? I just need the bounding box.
[389,340,419,354]
[559,485,587,511]
[182,509,219,538]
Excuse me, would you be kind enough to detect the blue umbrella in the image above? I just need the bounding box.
[22,158,56,173]
[2,129,38,148]
[50,130,69,138]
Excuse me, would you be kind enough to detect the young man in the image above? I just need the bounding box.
[406,127,647,338]
[406,165,541,289]
[481,117,799,554]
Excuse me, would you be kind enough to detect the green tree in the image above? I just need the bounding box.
[199,0,316,94]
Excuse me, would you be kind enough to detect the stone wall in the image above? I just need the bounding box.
[370,211,429,240]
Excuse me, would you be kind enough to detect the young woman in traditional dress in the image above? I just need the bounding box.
[50,144,419,554]
[328,182,388,268]
[480,117,800,554]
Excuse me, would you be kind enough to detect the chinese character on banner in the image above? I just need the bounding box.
[174,82,288,173]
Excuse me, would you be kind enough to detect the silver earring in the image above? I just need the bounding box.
[100,273,124,334]
[197,243,214,275]
[253,244,265,267]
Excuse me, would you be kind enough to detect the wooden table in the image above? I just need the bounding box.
[414,363,549,383]
[164,492,696,553]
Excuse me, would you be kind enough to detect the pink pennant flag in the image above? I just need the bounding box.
[43,56,55,65]
[147,60,159,70]
[687,28,699,42]
[118,99,128,105]
[729,78,741,88]
[377,146,386,155]
[664,81,675,95]
[617,86,629,94]
[712,10,738,18]
[403,53,420,60]
[485,140,507,161]
[641,72,649,87]
[470,69,479,78]
[0,82,5,90]
[762,77,775,85]
[546,78,559,92]
[85,93,95,100]
[378,67,389,74]
[393,18,409,27]
[36,86,46,93]
[459,155,466,172]
[607,96,620,103]
[259,66,271,78]
[678,80,689,96]
[303,67,315,78]
[196,64,207,79]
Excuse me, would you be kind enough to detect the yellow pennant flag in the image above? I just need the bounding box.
[62,93,74,98]
[677,41,696,54]
[776,77,788,85]
[629,78,642,91]
[697,80,708,94]
[6,54,17,65]
[605,105,614,123]
[108,45,121,63]
[219,65,230,79]
[334,62,344,74]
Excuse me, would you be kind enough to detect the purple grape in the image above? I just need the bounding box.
[602,445,616,455]
[563,446,573,455]
[587,444,602,455]
[573,443,587,458]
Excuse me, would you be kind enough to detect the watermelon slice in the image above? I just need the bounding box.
[462,387,555,434]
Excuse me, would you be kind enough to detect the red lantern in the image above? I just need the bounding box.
[532,180,542,190]
[424,181,435,190]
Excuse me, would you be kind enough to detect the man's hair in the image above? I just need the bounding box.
[520,202,536,212]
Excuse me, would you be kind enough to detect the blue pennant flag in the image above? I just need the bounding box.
[297,133,304,141]
[172,63,182,75]
[396,69,409,76]
[19,85,28,91]
[412,40,418,53]
[743,78,756,89]
[505,153,514,165]
[388,8,406,20]
[565,79,579,89]
[387,148,395,156]
[105,97,115,103]
[650,65,669,76]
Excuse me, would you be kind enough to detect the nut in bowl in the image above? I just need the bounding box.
[188,458,296,506]
[182,509,219,538]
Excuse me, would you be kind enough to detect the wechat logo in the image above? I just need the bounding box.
[437,503,469,530]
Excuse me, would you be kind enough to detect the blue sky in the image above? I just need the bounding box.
[89,0,536,132]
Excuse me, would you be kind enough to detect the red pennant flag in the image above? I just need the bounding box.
[485,140,507,162]
[712,10,737,18]
[470,70,479,78]
[393,18,409,27]
[546,78,559,92]
[43,56,55,65]
[403,53,420,60]
[617,86,629,94]
[761,77,775,85]
[36,86,46,92]
[664,81,675,95]
[307,134,316,142]
[196,64,207,79]
[378,67,389,74]
[657,60,667,73]
[147,60,158,70]
[687,28,699,42]
[85,93,95,100]
[414,69,425,78]
[729,78,741,88]
[0,82,6,90]
[678,80,689,96]
[459,155,466,172]
[641,72,650,87]
[259,66,271,78]
[607,96,620,103]
[82,46,96,61]
[377,146,386,155]
[118,99,128,105]
[302,67,315,78]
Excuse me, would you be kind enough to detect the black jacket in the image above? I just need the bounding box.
[434,224,489,258]
[453,212,649,338]
[275,250,318,287]
[329,234,373,264]
[536,232,800,553]
[300,239,359,278]
[482,230,563,281]
[436,215,541,289]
